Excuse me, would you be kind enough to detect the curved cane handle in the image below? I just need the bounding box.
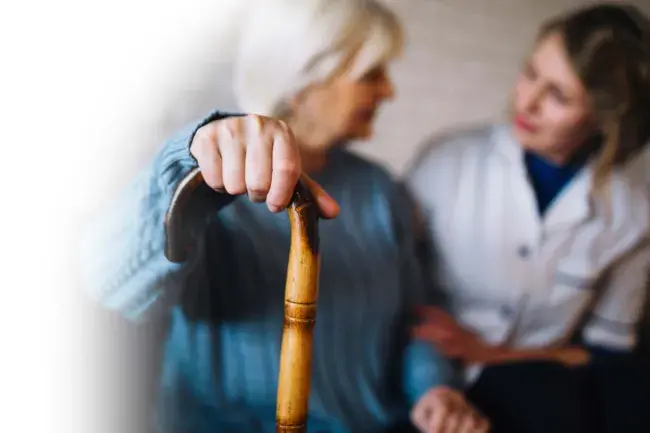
[164,168,320,433]
[164,167,208,263]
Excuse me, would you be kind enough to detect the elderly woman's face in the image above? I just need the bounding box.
[512,32,596,164]
[295,64,395,145]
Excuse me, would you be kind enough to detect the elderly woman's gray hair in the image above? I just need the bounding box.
[233,0,403,117]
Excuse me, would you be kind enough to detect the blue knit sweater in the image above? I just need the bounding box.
[80,112,455,433]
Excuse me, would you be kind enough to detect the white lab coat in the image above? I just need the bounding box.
[405,124,649,383]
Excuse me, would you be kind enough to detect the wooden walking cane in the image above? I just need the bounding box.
[164,167,320,433]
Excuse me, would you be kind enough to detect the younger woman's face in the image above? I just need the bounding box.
[512,32,596,164]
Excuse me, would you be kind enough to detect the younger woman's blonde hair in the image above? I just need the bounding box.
[232,0,403,117]
[538,3,650,189]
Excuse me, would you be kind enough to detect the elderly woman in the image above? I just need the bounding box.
[80,1,489,432]
[407,4,650,433]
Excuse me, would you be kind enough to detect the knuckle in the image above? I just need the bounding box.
[277,119,296,141]
[192,127,208,145]
[274,159,300,176]
[277,118,289,131]
[266,200,287,212]
[247,185,270,197]
[247,114,264,134]
[220,117,241,140]
[222,173,245,195]
[204,176,223,191]
[201,166,222,188]
[197,121,217,138]
[191,127,213,154]
[225,184,246,195]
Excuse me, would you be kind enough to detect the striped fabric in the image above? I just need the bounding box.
[80,112,455,433]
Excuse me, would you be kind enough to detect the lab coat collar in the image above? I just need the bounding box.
[491,124,594,232]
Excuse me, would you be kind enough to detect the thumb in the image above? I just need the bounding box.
[300,173,340,219]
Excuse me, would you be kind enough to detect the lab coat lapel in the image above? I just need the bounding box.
[492,126,542,236]
[542,163,594,232]
[493,125,594,234]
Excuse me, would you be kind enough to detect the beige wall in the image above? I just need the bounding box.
[88,0,650,207]
[132,0,649,176]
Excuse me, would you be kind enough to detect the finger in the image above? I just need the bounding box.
[440,396,466,433]
[245,115,273,202]
[410,400,431,433]
[428,406,448,433]
[475,416,491,433]
[412,323,455,337]
[422,307,455,322]
[411,324,455,342]
[267,123,301,212]
[457,415,476,433]
[443,412,461,433]
[457,404,489,433]
[219,118,246,195]
[417,314,457,332]
[193,131,224,192]
[299,173,340,219]
[415,305,445,318]
[409,336,459,358]
[411,324,431,338]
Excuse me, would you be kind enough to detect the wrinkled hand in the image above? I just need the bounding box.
[411,386,490,433]
[412,307,492,363]
[190,114,339,218]
[552,346,591,367]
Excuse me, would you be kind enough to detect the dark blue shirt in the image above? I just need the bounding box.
[524,151,588,216]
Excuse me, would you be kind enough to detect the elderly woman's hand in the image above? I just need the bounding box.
[411,386,490,433]
[190,114,339,218]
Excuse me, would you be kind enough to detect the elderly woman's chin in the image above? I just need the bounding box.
[345,116,377,142]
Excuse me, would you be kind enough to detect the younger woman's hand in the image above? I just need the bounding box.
[551,346,591,367]
[412,307,493,363]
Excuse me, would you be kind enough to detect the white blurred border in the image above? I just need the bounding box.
[0,1,246,432]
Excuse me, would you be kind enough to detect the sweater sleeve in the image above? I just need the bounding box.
[78,111,237,322]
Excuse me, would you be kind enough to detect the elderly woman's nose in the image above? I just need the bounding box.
[380,75,396,99]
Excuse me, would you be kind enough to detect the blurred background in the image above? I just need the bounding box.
[94,0,650,183]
